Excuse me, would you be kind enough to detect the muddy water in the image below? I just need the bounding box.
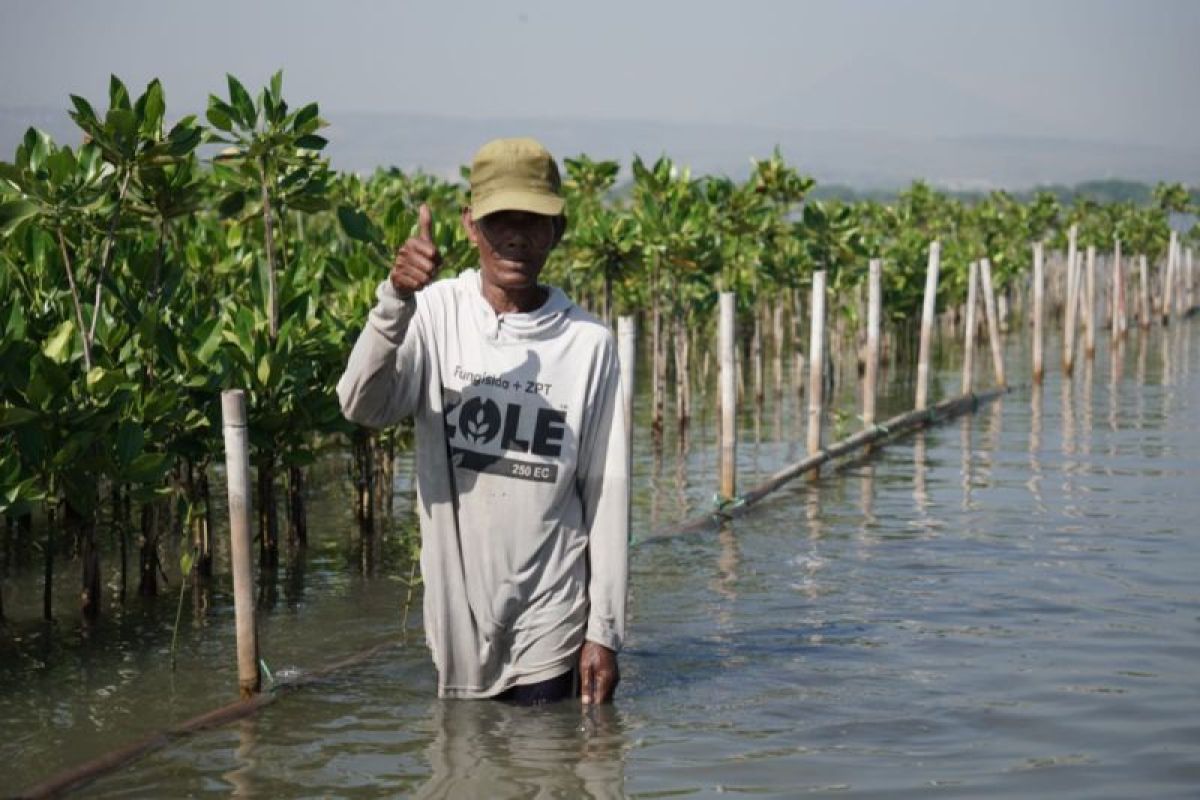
[3,321,1198,798]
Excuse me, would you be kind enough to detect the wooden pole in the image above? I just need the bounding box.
[617,315,636,458]
[980,258,1006,387]
[1084,245,1096,359]
[863,259,881,429]
[1162,231,1177,326]
[807,271,826,462]
[718,293,737,500]
[962,260,979,394]
[1138,254,1151,329]
[915,241,940,411]
[1032,242,1045,383]
[1062,225,1079,375]
[221,390,260,699]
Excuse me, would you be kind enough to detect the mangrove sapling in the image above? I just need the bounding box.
[170,546,197,671]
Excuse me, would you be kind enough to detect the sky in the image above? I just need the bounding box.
[1,0,1198,150]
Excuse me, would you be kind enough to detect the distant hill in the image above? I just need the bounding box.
[3,105,1198,192]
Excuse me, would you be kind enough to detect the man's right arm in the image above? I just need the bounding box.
[336,204,443,428]
[336,282,425,428]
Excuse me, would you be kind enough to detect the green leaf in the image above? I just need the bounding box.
[256,353,272,387]
[292,102,319,133]
[138,78,166,136]
[21,127,51,173]
[218,191,247,218]
[226,74,257,129]
[115,420,143,467]
[194,317,224,362]
[0,161,24,187]
[294,134,327,151]
[68,94,100,127]
[109,75,131,110]
[126,451,171,484]
[337,205,380,245]
[0,406,39,428]
[106,107,137,152]
[205,97,234,133]
[85,366,123,396]
[42,319,75,363]
[179,549,195,577]
[0,199,38,234]
[6,301,26,338]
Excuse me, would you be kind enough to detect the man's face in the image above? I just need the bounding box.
[464,209,561,291]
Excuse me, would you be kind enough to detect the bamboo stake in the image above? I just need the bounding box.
[1032,242,1045,383]
[962,261,979,394]
[807,271,826,462]
[1162,231,1177,326]
[1138,254,1151,329]
[617,315,636,455]
[221,390,260,699]
[863,259,881,430]
[1084,245,1096,359]
[979,258,1006,387]
[718,292,737,500]
[1063,225,1079,375]
[915,241,940,411]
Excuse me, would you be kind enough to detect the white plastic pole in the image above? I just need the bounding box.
[915,241,940,410]
[718,293,737,500]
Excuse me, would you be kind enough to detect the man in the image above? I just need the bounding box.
[337,138,628,706]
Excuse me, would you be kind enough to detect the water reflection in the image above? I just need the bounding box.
[1028,383,1045,512]
[1107,338,1122,433]
[1060,375,1076,458]
[224,717,259,797]
[712,521,740,603]
[856,463,878,559]
[912,432,929,520]
[959,418,973,510]
[1080,360,1093,456]
[415,700,625,799]
[798,484,824,600]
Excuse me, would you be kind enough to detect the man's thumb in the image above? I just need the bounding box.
[418,203,433,243]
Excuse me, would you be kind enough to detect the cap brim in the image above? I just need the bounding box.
[473,190,565,219]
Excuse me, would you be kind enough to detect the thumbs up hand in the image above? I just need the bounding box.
[389,203,443,295]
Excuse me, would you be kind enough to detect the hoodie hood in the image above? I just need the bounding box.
[461,268,575,343]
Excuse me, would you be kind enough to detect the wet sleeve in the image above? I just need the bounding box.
[577,338,630,652]
[336,279,428,428]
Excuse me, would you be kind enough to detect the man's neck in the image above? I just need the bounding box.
[480,280,548,314]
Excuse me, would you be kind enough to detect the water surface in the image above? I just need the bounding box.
[3,323,1198,798]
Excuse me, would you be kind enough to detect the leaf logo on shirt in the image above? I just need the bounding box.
[458,397,501,445]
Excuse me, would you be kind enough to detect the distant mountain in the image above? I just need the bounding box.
[3,105,1197,191]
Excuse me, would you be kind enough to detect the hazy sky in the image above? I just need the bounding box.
[2,0,1197,148]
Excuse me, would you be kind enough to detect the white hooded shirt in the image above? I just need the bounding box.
[336,269,629,698]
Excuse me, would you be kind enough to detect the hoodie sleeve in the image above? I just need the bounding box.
[576,336,630,652]
[336,280,428,428]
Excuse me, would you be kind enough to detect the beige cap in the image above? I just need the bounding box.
[469,137,565,219]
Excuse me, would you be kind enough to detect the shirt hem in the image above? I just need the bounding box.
[438,655,577,699]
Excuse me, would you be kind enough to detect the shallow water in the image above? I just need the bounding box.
[3,321,1199,798]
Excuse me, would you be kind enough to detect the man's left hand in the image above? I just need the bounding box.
[579,641,619,705]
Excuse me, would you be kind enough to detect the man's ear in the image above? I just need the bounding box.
[461,206,479,246]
